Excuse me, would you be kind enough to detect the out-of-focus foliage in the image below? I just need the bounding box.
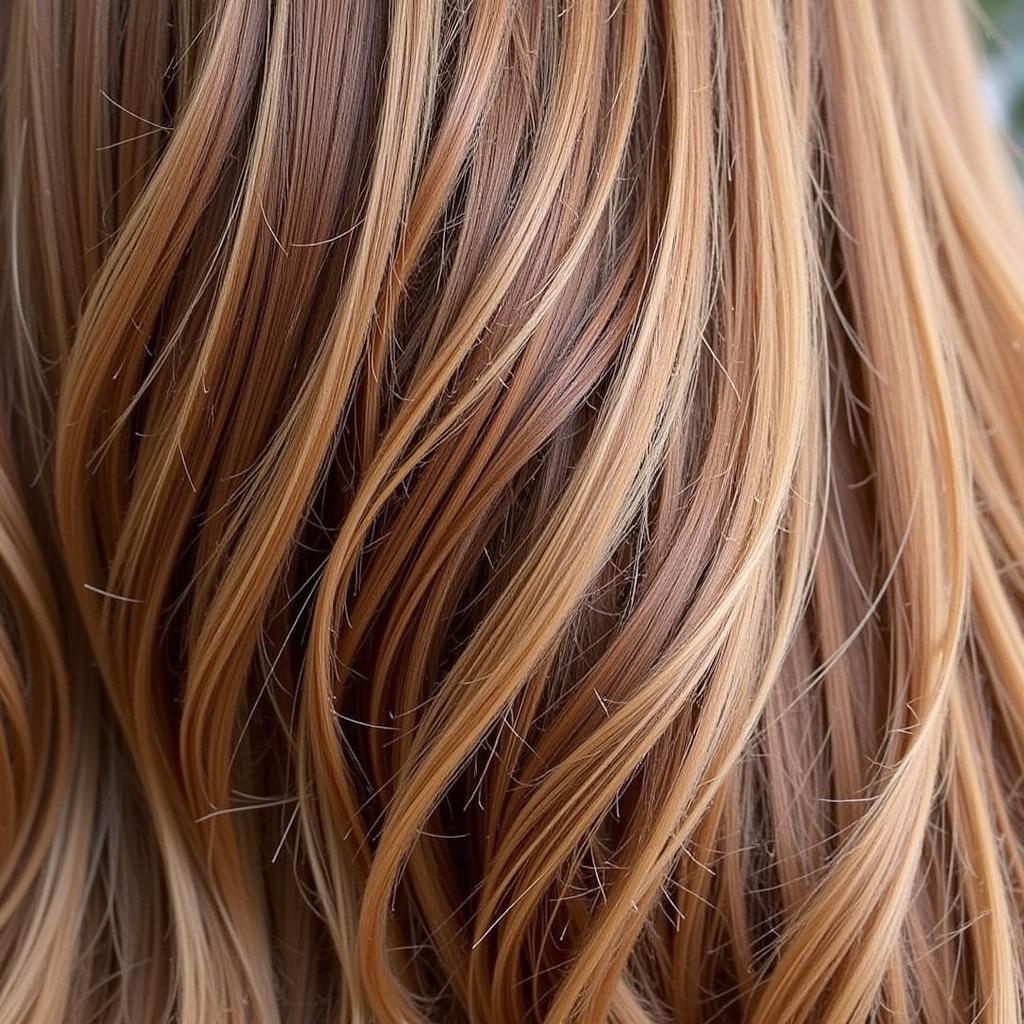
[980,0,1024,153]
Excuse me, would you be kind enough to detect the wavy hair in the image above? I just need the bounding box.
[2,0,1024,1020]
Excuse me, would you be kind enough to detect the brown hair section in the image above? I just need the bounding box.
[1,1,1023,1020]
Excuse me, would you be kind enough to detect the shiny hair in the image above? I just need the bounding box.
[2,1,1024,1020]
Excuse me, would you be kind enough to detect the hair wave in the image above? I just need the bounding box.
[2,1,1024,1021]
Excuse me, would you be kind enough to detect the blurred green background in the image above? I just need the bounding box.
[980,0,1024,152]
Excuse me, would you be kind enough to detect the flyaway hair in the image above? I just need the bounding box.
[2,0,1024,1021]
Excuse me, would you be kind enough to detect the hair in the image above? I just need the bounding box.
[1,0,1023,1020]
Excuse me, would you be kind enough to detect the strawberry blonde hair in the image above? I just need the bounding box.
[2,1,1024,1021]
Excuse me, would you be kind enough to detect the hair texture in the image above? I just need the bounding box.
[1,0,1023,1020]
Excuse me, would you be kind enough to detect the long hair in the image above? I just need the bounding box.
[1,1,1023,1020]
